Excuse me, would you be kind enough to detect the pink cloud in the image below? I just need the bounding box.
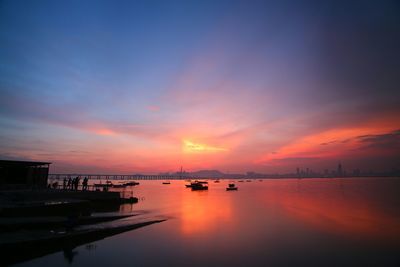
[146,105,160,112]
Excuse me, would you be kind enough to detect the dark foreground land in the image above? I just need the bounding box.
[0,189,165,266]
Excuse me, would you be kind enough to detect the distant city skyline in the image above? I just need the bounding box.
[1,1,399,174]
[48,162,400,178]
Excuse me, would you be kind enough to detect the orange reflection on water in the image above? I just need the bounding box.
[180,191,233,235]
[258,180,400,241]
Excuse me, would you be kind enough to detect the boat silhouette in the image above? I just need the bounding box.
[226,183,238,191]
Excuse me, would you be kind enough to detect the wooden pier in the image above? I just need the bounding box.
[48,174,189,181]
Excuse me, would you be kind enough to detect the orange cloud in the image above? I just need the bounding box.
[258,123,399,164]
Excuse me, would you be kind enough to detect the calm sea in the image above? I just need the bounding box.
[15,178,400,266]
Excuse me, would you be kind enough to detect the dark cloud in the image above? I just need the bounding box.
[271,157,320,162]
[356,129,400,150]
[318,129,400,152]
[314,1,400,103]
[320,140,338,146]
[0,153,32,161]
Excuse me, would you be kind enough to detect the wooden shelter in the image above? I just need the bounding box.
[0,160,51,189]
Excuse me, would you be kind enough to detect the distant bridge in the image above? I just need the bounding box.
[48,174,192,180]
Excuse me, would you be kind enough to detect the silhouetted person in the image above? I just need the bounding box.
[67,177,72,190]
[71,177,76,190]
[82,177,88,191]
[74,176,80,190]
[63,178,67,190]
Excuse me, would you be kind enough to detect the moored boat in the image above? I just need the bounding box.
[189,181,208,190]
[112,184,127,188]
[123,181,140,186]
[226,183,238,191]
[185,180,208,188]
[93,181,113,187]
[191,183,208,191]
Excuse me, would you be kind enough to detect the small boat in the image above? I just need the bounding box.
[93,181,113,187]
[214,180,220,183]
[191,183,208,191]
[185,180,208,188]
[226,183,238,191]
[112,184,127,188]
[190,181,208,191]
[162,181,171,185]
[238,180,244,183]
[123,181,140,186]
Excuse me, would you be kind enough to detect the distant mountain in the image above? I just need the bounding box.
[189,169,225,178]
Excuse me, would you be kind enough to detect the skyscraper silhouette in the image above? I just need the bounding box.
[337,163,343,177]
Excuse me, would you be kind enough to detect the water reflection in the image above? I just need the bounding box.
[180,191,233,235]
[63,248,78,264]
[257,179,400,241]
[106,179,400,242]
[15,178,400,267]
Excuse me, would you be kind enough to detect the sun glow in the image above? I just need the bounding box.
[182,140,228,153]
[94,128,116,136]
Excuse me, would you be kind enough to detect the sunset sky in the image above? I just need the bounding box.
[0,0,399,174]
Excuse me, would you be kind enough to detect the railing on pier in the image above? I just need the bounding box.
[46,182,137,199]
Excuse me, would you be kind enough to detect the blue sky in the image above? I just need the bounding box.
[1,0,399,173]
